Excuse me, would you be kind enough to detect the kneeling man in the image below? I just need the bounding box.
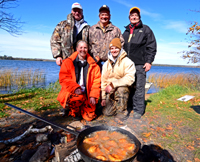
[101,38,136,122]
[57,40,101,121]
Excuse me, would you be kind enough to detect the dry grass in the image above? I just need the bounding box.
[0,68,45,90]
[148,73,200,89]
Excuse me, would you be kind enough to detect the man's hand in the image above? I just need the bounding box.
[143,63,151,72]
[74,88,82,95]
[56,57,63,66]
[90,97,96,105]
[105,85,113,94]
[101,99,106,106]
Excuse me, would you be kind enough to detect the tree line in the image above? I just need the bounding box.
[0,55,49,61]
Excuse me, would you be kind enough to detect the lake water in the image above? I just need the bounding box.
[0,60,200,94]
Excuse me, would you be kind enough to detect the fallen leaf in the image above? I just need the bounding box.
[9,146,16,152]
[166,125,173,130]
[195,158,200,162]
[143,132,151,138]
[156,127,165,132]
[142,138,147,143]
[187,145,195,151]
[3,154,9,158]
[162,133,166,137]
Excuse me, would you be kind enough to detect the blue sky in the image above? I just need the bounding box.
[0,0,200,65]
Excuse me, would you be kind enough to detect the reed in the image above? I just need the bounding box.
[0,68,45,91]
[148,73,200,90]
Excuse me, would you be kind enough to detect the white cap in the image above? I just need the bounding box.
[71,2,82,10]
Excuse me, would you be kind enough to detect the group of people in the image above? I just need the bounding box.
[50,3,157,122]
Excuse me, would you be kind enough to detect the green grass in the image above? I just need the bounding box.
[0,80,61,117]
[145,84,200,160]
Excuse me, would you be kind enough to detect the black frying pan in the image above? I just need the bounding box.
[5,103,141,162]
[77,125,141,162]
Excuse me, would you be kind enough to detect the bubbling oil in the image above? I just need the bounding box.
[80,130,136,161]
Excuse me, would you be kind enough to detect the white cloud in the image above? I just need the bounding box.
[158,39,165,42]
[111,0,132,8]
[111,0,161,20]
[140,9,161,20]
[163,20,188,33]
[0,31,52,59]
[153,41,191,65]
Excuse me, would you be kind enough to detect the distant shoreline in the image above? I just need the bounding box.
[0,57,199,68]
[0,57,55,62]
[152,64,200,68]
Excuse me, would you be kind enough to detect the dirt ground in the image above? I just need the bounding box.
[0,94,188,162]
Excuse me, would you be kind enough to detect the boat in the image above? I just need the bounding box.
[145,82,153,94]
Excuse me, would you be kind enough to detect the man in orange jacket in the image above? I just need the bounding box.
[57,40,101,121]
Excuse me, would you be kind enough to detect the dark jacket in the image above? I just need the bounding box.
[123,21,157,65]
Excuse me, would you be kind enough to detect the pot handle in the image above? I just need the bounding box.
[5,103,79,136]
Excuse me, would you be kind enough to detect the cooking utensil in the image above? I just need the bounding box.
[5,102,141,162]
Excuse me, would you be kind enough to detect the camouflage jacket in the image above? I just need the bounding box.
[50,13,90,59]
[89,21,124,62]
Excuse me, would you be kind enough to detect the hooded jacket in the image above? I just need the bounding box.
[101,49,136,100]
[57,51,101,108]
[123,21,157,65]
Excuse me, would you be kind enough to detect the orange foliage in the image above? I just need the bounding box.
[142,132,151,138]
[179,21,200,64]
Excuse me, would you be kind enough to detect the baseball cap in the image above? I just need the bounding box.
[129,7,140,14]
[71,2,82,10]
[99,5,110,13]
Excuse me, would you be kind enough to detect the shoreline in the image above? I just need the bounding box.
[0,58,199,68]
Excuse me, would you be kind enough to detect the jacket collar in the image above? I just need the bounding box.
[96,21,114,30]
[125,20,143,31]
[108,49,127,64]
[68,51,96,66]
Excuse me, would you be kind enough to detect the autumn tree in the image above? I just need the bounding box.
[0,0,24,35]
[181,19,200,64]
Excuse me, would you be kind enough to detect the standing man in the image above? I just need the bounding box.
[50,2,89,66]
[89,5,124,69]
[123,7,157,119]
